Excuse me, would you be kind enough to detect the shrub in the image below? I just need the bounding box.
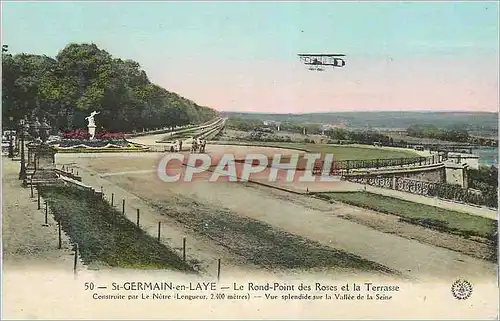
[428,183,498,208]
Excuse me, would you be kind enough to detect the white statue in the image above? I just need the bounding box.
[85,111,100,127]
[85,111,100,140]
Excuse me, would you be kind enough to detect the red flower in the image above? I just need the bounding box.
[62,129,90,140]
[95,130,125,139]
[61,129,125,140]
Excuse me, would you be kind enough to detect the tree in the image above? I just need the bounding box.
[407,123,470,143]
[2,43,217,132]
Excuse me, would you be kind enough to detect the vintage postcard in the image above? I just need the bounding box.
[1,1,499,319]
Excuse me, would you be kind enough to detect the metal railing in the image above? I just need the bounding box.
[312,154,447,175]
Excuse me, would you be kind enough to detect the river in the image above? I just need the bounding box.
[472,147,498,167]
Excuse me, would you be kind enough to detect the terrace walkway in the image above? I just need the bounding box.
[125,127,497,220]
[56,154,497,283]
[128,117,225,147]
[1,158,77,270]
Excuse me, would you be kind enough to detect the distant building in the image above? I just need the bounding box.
[263,120,280,126]
[263,120,281,131]
[321,122,346,131]
[254,127,274,133]
[414,145,425,151]
[378,128,407,135]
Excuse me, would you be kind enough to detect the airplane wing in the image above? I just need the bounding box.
[297,53,346,57]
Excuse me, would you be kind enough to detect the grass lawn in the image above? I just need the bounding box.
[214,141,419,160]
[314,192,497,241]
[299,144,419,160]
[386,133,467,146]
[40,185,195,271]
[163,127,220,140]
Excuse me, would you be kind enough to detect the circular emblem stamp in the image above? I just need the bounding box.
[451,279,473,300]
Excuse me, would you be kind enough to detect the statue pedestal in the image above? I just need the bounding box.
[29,143,59,186]
[88,125,96,140]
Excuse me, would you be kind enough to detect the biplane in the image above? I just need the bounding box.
[297,53,346,71]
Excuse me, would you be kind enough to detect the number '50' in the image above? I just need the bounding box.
[85,282,95,290]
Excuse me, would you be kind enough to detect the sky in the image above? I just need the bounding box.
[2,1,499,113]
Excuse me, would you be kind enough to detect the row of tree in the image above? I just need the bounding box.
[228,117,499,150]
[406,124,469,143]
[326,128,399,145]
[279,122,322,135]
[226,118,264,132]
[227,118,327,135]
[228,117,402,146]
[2,43,217,133]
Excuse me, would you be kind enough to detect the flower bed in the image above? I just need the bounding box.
[51,138,149,152]
[56,147,150,153]
[52,130,149,152]
[61,129,126,140]
[56,138,131,148]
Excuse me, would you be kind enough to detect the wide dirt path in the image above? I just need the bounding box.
[158,178,497,282]
[57,154,274,278]
[132,132,497,220]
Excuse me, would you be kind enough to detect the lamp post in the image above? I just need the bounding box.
[28,114,58,185]
[18,118,28,181]
[27,116,42,173]
[8,135,14,157]
[8,133,14,158]
[8,117,14,158]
